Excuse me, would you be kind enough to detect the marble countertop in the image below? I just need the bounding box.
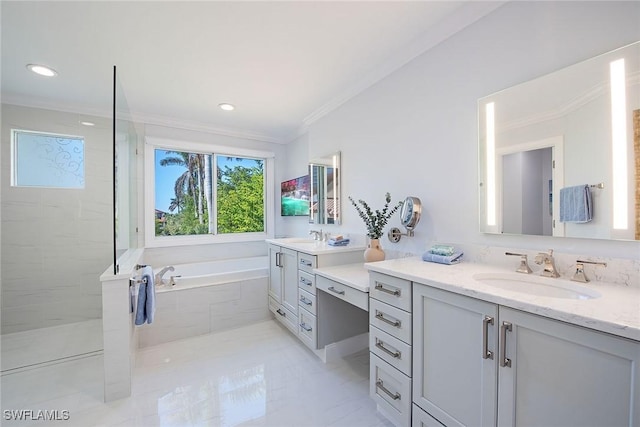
[266,238,366,255]
[365,257,640,342]
[314,263,370,292]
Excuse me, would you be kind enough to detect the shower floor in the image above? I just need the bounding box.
[1,319,103,374]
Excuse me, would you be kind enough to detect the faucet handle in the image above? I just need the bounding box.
[571,259,607,283]
[505,252,533,274]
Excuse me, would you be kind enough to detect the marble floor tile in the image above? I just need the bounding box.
[1,320,393,427]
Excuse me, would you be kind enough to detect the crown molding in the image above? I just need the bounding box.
[299,1,506,132]
[2,94,286,145]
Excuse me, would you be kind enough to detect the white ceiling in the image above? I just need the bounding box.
[1,1,501,143]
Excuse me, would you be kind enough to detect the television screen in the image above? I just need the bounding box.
[281,175,310,216]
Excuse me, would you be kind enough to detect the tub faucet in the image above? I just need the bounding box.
[155,266,175,285]
[534,250,560,278]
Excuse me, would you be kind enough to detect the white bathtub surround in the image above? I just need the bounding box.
[0,321,394,427]
[138,275,270,347]
[0,319,103,374]
[365,257,640,341]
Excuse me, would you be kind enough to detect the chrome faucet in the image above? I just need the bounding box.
[534,250,560,278]
[309,229,322,241]
[505,252,532,274]
[155,265,175,285]
[571,259,607,283]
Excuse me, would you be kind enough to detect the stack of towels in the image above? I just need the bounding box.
[328,235,350,246]
[422,244,463,265]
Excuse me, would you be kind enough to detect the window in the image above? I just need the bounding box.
[11,129,85,188]
[146,137,274,246]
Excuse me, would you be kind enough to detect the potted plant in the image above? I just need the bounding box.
[348,192,401,261]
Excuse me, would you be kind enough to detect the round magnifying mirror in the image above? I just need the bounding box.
[400,197,421,231]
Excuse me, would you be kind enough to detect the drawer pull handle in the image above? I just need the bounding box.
[300,296,313,306]
[300,277,312,286]
[482,316,494,360]
[500,321,512,368]
[328,286,345,295]
[375,283,401,296]
[375,310,401,328]
[299,322,312,332]
[375,339,401,359]
[376,379,401,401]
[276,309,286,317]
[300,259,313,267]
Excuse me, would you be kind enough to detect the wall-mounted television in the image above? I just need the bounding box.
[281,175,310,216]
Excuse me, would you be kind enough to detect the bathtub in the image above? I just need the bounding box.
[137,256,271,348]
[156,256,269,291]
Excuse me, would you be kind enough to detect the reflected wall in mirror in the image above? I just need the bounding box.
[479,41,640,241]
[309,151,340,225]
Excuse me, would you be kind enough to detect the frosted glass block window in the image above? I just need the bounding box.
[12,129,85,189]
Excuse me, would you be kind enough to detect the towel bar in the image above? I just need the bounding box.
[129,276,148,287]
[589,183,604,189]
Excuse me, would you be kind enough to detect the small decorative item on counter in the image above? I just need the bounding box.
[422,244,463,265]
[348,192,401,262]
[328,235,350,246]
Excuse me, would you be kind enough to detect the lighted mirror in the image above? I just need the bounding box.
[478,41,639,241]
[309,151,340,225]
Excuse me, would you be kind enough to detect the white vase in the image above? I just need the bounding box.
[364,238,385,262]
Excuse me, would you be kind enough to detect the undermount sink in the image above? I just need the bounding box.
[473,272,601,300]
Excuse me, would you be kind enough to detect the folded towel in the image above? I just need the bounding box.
[328,238,350,246]
[422,251,464,265]
[428,244,455,256]
[135,266,156,325]
[559,185,592,223]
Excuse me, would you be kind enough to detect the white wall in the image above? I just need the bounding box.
[295,1,640,260]
[1,104,112,333]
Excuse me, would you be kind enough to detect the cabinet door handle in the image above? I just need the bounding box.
[482,316,494,360]
[300,259,313,267]
[275,252,282,267]
[375,339,401,359]
[276,309,286,317]
[328,286,345,295]
[375,282,401,296]
[376,379,401,401]
[299,322,312,332]
[500,321,512,368]
[375,310,401,328]
[300,296,312,306]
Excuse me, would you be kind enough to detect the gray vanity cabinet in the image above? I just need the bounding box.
[268,244,299,334]
[413,283,640,427]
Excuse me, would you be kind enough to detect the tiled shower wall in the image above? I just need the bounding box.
[1,104,112,334]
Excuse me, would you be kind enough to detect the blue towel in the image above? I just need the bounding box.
[328,238,350,246]
[135,266,156,325]
[422,251,464,265]
[559,185,592,223]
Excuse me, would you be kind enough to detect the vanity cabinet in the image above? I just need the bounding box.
[268,244,299,334]
[369,272,413,427]
[413,283,640,427]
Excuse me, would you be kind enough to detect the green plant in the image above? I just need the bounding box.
[348,192,401,239]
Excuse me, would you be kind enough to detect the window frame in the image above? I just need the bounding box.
[11,128,86,189]
[144,136,275,247]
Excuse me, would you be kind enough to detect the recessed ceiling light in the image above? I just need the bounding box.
[218,103,235,111]
[26,64,58,77]
[80,121,95,127]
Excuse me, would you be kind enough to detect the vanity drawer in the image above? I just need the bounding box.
[370,298,412,344]
[298,288,317,316]
[298,253,317,273]
[270,297,298,336]
[370,353,411,427]
[298,308,317,350]
[316,275,368,311]
[370,326,411,376]
[370,272,412,312]
[298,270,316,292]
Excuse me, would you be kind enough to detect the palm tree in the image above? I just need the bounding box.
[160,151,205,223]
